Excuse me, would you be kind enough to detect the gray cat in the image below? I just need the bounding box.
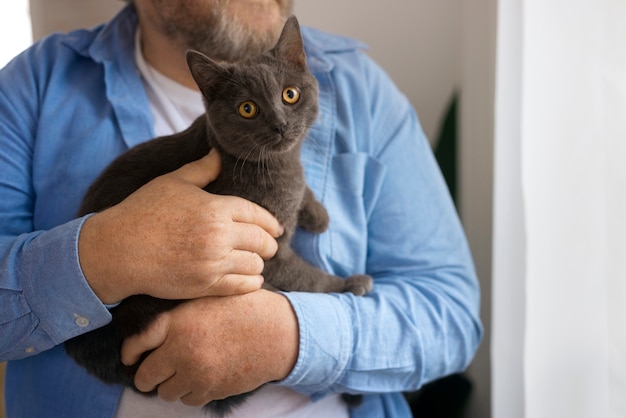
[65,16,371,416]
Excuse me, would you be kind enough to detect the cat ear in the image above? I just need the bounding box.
[186,50,225,97]
[272,16,307,68]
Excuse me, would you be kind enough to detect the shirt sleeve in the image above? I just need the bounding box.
[0,49,112,361]
[279,51,483,399]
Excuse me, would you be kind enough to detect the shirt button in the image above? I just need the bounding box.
[75,315,90,327]
[24,346,35,354]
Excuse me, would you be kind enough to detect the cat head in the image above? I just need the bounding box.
[186,16,319,162]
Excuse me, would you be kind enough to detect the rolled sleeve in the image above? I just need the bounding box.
[1,215,112,360]
[279,291,353,399]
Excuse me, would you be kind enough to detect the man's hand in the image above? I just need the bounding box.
[79,149,284,304]
[120,290,299,406]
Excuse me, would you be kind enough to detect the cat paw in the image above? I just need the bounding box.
[297,207,329,233]
[344,274,373,296]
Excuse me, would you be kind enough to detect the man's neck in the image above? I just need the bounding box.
[138,24,200,91]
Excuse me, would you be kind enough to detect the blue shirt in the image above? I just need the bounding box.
[0,6,482,418]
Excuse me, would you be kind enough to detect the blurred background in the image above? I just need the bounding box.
[3,1,625,418]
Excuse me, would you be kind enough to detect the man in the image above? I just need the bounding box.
[0,1,483,417]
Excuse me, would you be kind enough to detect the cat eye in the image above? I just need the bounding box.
[238,101,258,119]
[282,87,300,105]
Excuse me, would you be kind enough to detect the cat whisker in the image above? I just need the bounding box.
[230,133,264,181]
[237,144,256,182]
[255,146,264,183]
[263,147,276,189]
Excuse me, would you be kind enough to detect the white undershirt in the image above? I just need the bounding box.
[114,32,349,418]
[133,30,204,137]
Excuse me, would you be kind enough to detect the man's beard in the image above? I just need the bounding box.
[160,1,293,62]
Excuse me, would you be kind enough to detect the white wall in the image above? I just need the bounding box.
[29,0,124,41]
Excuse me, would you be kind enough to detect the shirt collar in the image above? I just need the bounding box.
[301,26,368,74]
[60,4,137,64]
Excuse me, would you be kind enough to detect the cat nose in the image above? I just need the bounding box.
[273,123,287,135]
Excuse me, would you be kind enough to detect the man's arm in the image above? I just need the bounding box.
[79,149,281,304]
[122,290,298,405]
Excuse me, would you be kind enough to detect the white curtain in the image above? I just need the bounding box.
[493,1,626,417]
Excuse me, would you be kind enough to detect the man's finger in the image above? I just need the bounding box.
[168,148,222,188]
[228,196,284,239]
[230,223,279,260]
[207,274,264,296]
[157,376,193,404]
[121,313,170,367]
[134,354,176,393]
[180,390,211,407]
[223,250,265,276]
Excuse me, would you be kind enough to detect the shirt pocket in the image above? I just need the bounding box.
[294,153,386,278]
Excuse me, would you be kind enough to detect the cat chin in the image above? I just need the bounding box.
[269,131,305,149]
[266,138,300,153]
[224,137,301,160]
